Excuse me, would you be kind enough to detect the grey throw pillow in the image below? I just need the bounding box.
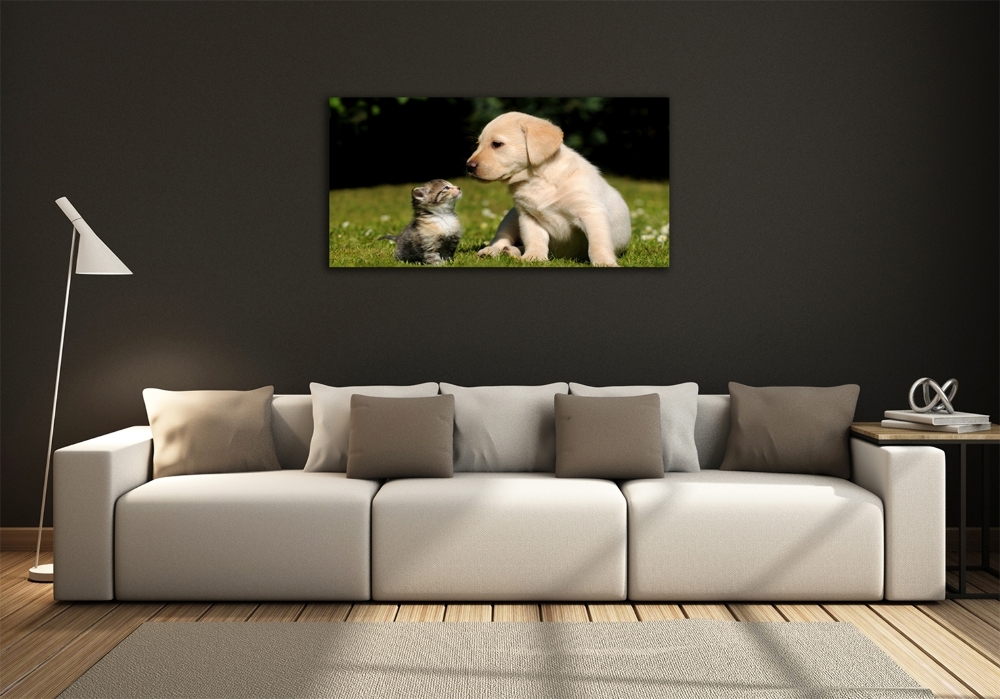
[555,394,664,479]
[719,382,860,478]
[440,383,569,472]
[143,386,282,479]
[304,382,440,472]
[346,394,454,479]
[568,382,700,472]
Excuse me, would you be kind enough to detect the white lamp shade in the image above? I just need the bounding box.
[55,197,132,275]
[76,227,132,274]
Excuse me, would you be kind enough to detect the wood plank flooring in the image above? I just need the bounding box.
[1,551,996,699]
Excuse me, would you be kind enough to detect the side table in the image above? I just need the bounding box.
[850,422,999,599]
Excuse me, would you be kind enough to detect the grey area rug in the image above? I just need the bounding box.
[59,620,932,699]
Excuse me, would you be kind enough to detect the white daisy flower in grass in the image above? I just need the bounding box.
[380,215,391,222]
[660,224,670,234]
[640,233,655,241]
[341,221,350,228]
[657,234,667,243]
[481,208,497,219]
[364,229,373,237]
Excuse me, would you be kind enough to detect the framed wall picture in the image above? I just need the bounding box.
[329,97,669,268]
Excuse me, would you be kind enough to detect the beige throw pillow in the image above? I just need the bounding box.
[143,386,282,479]
[346,395,455,479]
[719,382,860,478]
[554,393,664,479]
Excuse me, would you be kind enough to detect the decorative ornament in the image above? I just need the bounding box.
[908,378,958,414]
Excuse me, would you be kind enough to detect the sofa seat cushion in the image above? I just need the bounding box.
[115,471,379,601]
[372,473,627,601]
[621,471,884,601]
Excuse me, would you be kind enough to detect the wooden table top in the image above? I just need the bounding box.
[851,421,1000,443]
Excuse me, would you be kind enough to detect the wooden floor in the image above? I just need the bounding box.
[1,551,997,699]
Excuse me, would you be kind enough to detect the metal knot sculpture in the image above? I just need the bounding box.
[908,377,958,414]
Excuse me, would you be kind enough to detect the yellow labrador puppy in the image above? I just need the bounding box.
[466,112,631,266]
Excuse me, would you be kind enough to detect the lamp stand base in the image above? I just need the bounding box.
[28,563,53,583]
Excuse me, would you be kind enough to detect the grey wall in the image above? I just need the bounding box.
[2,1,997,527]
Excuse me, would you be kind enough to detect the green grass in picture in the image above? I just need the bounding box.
[329,176,669,268]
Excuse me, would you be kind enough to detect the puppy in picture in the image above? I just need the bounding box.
[466,111,631,266]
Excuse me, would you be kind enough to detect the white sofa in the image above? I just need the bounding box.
[52,391,946,602]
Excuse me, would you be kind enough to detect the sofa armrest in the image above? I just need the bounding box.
[850,437,945,601]
[53,427,152,600]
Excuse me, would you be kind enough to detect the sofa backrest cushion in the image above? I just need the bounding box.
[440,383,570,472]
[272,395,313,469]
[303,383,441,472]
[272,391,735,471]
[569,382,700,472]
[695,394,730,470]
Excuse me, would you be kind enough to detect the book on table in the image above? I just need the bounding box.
[883,409,990,426]
[881,419,991,434]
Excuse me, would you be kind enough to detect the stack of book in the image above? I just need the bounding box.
[882,409,991,433]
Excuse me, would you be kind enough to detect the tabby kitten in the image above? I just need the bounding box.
[379,179,462,265]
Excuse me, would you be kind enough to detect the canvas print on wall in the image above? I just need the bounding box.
[329,98,669,267]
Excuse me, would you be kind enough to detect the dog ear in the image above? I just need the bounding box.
[521,116,563,166]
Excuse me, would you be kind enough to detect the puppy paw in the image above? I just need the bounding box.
[503,247,522,258]
[521,252,549,262]
[590,253,619,267]
[477,245,503,258]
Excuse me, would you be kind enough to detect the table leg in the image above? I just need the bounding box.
[984,445,991,573]
[946,442,997,598]
[959,443,966,594]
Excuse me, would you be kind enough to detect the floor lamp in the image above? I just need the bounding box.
[28,198,132,583]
